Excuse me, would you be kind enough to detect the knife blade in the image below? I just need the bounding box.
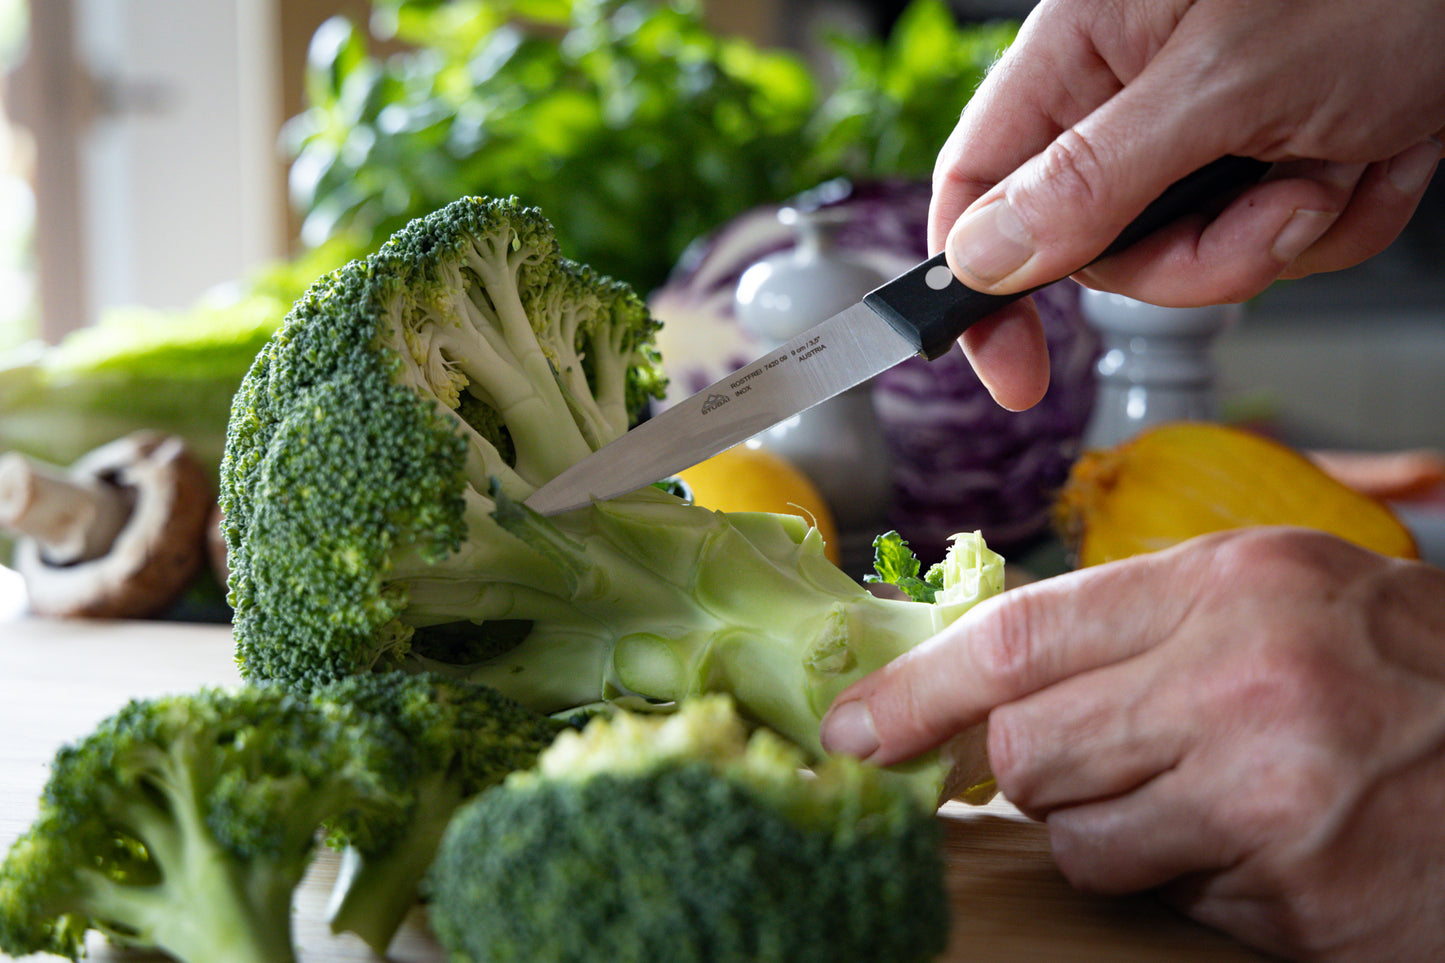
[525,155,1270,517]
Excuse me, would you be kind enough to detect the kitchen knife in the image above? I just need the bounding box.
[525,154,1270,517]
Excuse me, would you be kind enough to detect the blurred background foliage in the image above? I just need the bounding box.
[285,0,1017,292]
[0,0,1016,492]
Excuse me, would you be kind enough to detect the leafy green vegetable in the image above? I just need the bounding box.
[0,240,356,484]
[285,0,1018,292]
[286,0,818,291]
[808,1,1018,178]
[867,529,942,603]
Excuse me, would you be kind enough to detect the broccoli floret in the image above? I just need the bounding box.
[220,194,1001,803]
[426,696,951,963]
[316,671,571,956]
[0,686,408,963]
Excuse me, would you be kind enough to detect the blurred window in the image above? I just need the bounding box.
[0,0,34,350]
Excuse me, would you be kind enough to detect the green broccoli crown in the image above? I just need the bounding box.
[316,671,569,802]
[426,697,950,963]
[0,687,408,963]
[220,195,666,691]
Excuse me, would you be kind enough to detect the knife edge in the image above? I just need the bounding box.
[524,301,915,516]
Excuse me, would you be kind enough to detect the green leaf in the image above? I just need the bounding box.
[284,0,1017,291]
[304,16,369,106]
[865,531,941,604]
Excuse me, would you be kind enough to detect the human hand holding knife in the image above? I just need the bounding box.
[525,155,1270,517]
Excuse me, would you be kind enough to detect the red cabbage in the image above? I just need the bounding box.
[876,280,1097,560]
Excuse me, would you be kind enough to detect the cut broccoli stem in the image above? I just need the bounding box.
[386,488,970,777]
[464,491,964,783]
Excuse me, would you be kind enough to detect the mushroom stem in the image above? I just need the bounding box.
[0,452,135,565]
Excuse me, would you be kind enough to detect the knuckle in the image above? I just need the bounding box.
[1203,527,1356,594]
[984,706,1030,801]
[970,592,1044,698]
[1046,813,1126,895]
[1022,131,1110,229]
[1209,761,1343,877]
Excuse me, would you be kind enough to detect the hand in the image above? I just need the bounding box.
[933,0,1445,411]
[821,528,1445,961]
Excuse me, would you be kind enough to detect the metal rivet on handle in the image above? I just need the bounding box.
[924,265,955,290]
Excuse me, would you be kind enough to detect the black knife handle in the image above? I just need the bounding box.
[861,154,1271,361]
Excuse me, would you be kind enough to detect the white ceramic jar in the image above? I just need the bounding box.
[733,204,893,556]
[1079,289,1242,448]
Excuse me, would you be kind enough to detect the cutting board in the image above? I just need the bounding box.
[0,618,1269,961]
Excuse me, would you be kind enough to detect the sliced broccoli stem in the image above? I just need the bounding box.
[451,622,622,710]
[608,590,939,759]
[471,491,966,790]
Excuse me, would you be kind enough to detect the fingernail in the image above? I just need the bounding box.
[820,701,880,759]
[1388,139,1443,194]
[1271,209,1336,263]
[948,198,1035,285]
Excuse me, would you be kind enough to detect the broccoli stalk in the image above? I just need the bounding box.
[326,771,461,951]
[222,195,1001,805]
[0,687,408,963]
[462,489,999,765]
[315,672,570,957]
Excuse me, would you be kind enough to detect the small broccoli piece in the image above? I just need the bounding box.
[221,194,1002,804]
[426,696,951,963]
[867,529,1007,608]
[315,671,571,956]
[0,687,407,963]
[867,529,945,602]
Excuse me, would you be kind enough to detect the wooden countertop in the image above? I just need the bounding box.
[0,618,1271,962]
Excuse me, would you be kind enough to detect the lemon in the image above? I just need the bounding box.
[676,444,841,564]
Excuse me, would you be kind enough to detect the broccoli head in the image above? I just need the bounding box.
[316,671,572,956]
[0,686,408,963]
[222,194,665,689]
[426,695,951,963]
[220,194,1001,804]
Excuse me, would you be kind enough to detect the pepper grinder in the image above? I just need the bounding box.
[733,201,892,569]
[1079,289,1242,449]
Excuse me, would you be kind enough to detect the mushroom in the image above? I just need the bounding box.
[0,431,212,618]
[207,501,230,587]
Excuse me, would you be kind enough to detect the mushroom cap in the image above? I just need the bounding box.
[17,432,212,619]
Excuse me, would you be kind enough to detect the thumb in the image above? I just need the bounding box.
[945,135,1224,295]
[943,55,1236,295]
